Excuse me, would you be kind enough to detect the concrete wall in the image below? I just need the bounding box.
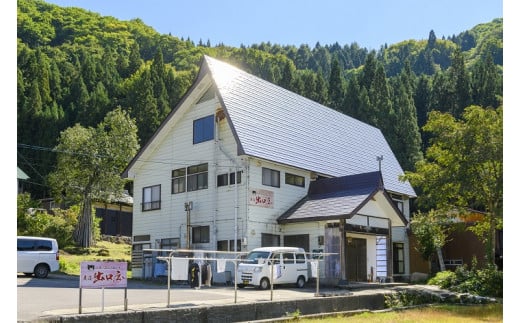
[42,293,386,322]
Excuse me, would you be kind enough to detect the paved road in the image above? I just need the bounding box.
[17,273,356,322]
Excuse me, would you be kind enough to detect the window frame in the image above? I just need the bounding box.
[171,168,186,194]
[193,115,214,144]
[187,163,208,192]
[285,172,305,187]
[262,168,280,188]
[393,242,405,274]
[142,184,161,211]
[217,171,242,188]
[192,226,210,244]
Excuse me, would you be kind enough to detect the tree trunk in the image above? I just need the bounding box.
[74,197,93,248]
[488,211,497,267]
[436,247,446,271]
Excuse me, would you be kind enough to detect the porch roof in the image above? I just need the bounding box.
[277,171,407,225]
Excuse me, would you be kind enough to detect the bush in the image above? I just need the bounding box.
[428,261,502,298]
[428,270,457,289]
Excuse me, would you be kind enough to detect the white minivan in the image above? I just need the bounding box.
[17,236,60,278]
[236,247,308,289]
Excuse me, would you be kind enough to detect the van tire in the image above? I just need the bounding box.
[259,278,270,290]
[296,276,305,288]
[34,264,50,278]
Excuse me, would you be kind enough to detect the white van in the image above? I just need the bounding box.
[17,236,60,278]
[236,247,308,289]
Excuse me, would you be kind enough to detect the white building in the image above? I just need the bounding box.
[123,55,416,284]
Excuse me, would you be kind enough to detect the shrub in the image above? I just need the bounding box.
[428,270,457,289]
[428,262,502,298]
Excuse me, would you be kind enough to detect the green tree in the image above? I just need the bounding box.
[328,57,344,110]
[403,105,502,265]
[448,48,471,118]
[410,210,454,272]
[47,108,140,247]
[392,64,423,171]
[471,53,502,108]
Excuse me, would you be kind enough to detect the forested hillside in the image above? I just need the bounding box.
[17,0,503,199]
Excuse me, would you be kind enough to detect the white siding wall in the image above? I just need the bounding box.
[244,160,310,250]
[132,94,248,255]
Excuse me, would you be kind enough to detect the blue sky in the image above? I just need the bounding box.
[43,0,503,50]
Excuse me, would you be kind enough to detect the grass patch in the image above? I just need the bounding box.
[299,304,503,322]
[58,240,132,278]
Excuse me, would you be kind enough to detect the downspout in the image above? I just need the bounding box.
[213,112,218,252]
[218,146,240,252]
[215,105,241,252]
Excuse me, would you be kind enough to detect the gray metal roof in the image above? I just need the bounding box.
[278,171,407,225]
[204,56,416,197]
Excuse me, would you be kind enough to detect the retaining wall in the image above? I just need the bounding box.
[39,293,386,322]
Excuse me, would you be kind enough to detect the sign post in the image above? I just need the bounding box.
[79,261,128,314]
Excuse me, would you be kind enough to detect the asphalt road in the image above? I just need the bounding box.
[17,273,343,322]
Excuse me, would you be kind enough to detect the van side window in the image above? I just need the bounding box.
[35,240,52,251]
[17,239,34,251]
[296,253,306,263]
[271,253,281,264]
[283,253,295,264]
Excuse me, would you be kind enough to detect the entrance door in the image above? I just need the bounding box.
[346,238,367,282]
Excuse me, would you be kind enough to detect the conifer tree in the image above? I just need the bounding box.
[328,57,344,110]
[471,53,502,108]
[448,48,471,118]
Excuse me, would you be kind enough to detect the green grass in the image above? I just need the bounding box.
[58,240,132,278]
[299,304,503,322]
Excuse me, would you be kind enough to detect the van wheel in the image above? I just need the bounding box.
[34,264,50,278]
[296,276,305,288]
[259,278,270,290]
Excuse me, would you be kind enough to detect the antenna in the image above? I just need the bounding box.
[376,155,383,172]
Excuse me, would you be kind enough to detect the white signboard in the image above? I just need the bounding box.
[80,261,127,288]
[249,188,274,208]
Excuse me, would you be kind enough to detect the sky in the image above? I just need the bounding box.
[42,0,504,50]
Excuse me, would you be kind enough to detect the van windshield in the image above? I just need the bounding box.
[242,251,270,264]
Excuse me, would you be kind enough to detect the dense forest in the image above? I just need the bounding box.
[17,0,503,200]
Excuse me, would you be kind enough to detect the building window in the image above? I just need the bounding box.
[230,171,242,185]
[142,185,161,211]
[217,173,228,187]
[285,173,305,187]
[217,171,242,187]
[161,238,180,250]
[171,168,186,194]
[187,163,208,191]
[217,239,241,251]
[393,243,405,274]
[262,168,280,188]
[261,233,280,247]
[192,226,210,243]
[390,194,404,213]
[193,115,214,144]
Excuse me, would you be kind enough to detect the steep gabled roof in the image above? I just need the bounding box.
[204,56,416,197]
[124,55,416,198]
[277,171,407,225]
